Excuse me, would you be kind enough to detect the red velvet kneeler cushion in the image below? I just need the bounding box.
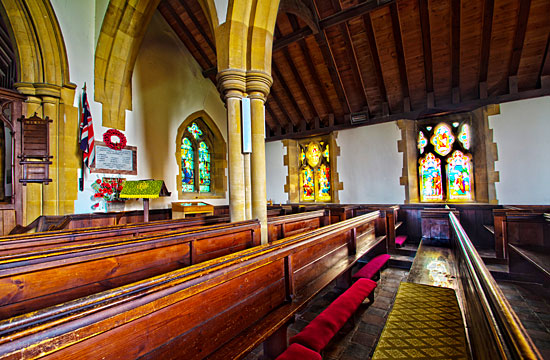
[352,254,391,280]
[395,235,407,246]
[289,278,377,352]
[275,343,322,360]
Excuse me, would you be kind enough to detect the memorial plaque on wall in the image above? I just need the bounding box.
[90,141,137,175]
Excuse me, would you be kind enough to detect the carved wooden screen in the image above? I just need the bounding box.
[18,113,53,185]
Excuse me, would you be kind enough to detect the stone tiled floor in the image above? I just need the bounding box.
[244,269,550,359]
[244,267,409,360]
[495,280,550,359]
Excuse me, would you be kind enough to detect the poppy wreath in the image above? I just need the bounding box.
[103,129,127,150]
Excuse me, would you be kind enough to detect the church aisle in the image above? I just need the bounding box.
[244,268,409,360]
[496,280,550,359]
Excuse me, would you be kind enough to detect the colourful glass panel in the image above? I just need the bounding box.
[446,150,473,201]
[418,131,428,154]
[323,144,330,162]
[430,123,455,156]
[187,122,203,140]
[419,152,443,201]
[316,164,331,201]
[300,166,315,201]
[458,124,470,150]
[300,147,306,166]
[198,141,211,192]
[181,137,194,192]
[306,142,321,167]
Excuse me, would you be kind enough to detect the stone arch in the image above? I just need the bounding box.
[95,0,161,130]
[175,110,227,200]
[0,0,79,224]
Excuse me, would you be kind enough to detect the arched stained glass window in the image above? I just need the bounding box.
[417,119,474,202]
[181,138,194,192]
[446,151,473,201]
[458,124,470,150]
[419,152,443,201]
[180,121,212,193]
[430,123,455,156]
[418,131,427,154]
[198,142,211,192]
[299,140,331,202]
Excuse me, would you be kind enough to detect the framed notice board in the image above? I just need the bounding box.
[90,141,137,175]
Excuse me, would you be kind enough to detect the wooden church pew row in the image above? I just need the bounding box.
[0,215,232,256]
[267,210,328,242]
[0,220,260,320]
[505,212,550,285]
[0,211,385,360]
[0,209,328,257]
[449,212,543,359]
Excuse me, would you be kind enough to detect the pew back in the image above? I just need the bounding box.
[0,212,384,360]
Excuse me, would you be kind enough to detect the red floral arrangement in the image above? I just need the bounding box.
[91,177,126,205]
[103,129,127,150]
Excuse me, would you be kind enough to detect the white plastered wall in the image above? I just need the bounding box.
[50,1,228,213]
[489,96,550,205]
[265,122,404,204]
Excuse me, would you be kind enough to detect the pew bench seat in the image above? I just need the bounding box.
[395,235,407,247]
[352,254,390,281]
[508,244,550,285]
[275,343,321,360]
[289,278,377,352]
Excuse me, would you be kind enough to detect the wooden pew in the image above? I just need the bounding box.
[505,212,550,285]
[449,212,542,359]
[267,210,328,242]
[0,220,260,320]
[0,215,230,256]
[0,211,385,360]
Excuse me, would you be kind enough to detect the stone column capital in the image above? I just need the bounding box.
[246,70,273,102]
[217,68,246,100]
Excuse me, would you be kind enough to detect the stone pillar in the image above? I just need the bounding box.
[247,71,272,244]
[397,119,420,203]
[41,94,60,216]
[218,69,246,222]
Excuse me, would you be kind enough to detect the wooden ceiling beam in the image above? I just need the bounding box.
[479,0,494,98]
[264,102,278,131]
[160,2,214,69]
[389,3,410,112]
[272,64,305,125]
[309,0,351,114]
[275,24,320,122]
[175,0,216,55]
[267,87,550,141]
[268,89,295,127]
[418,0,434,106]
[538,33,550,89]
[286,14,334,116]
[319,0,395,30]
[451,0,461,103]
[274,0,395,52]
[508,0,531,80]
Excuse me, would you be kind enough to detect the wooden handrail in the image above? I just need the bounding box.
[449,212,542,359]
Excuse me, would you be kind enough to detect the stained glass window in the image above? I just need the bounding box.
[299,140,331,202]
[430,123,455,156]
[458,124,470,150]
[199,142,211,192]
[418,120,474,202]
[418,131,427,154]
[446,151,473,201]
[188,123,203,140]
[181,120,213,193]
[181,138,194,192]
[301,166,315,201]
[419,153,443,201]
